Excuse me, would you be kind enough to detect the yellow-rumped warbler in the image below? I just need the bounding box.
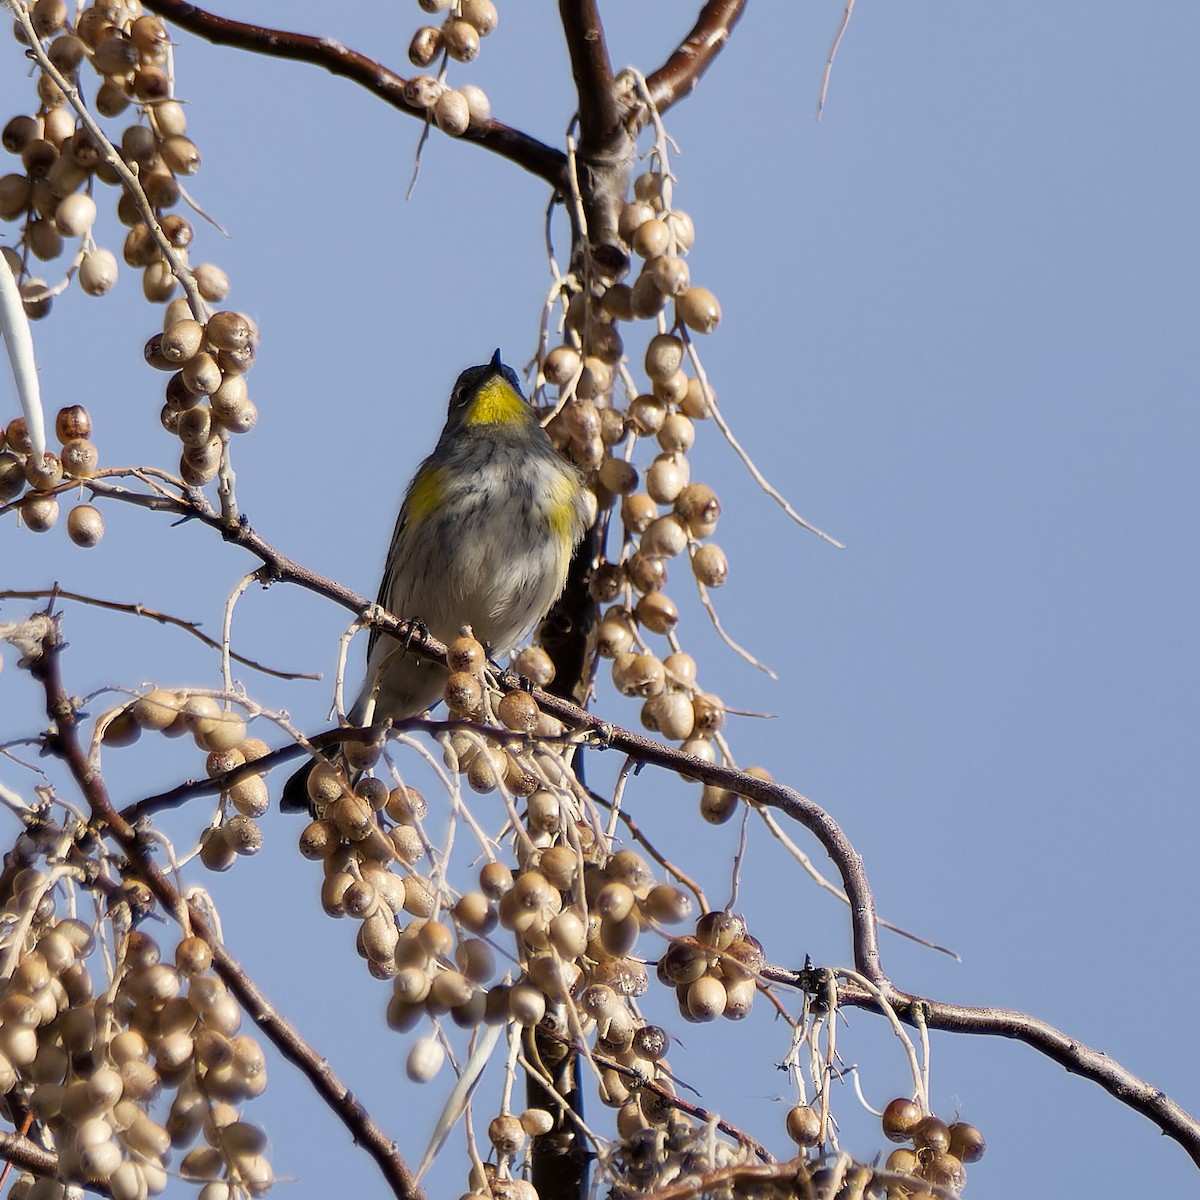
[281,350,590,812]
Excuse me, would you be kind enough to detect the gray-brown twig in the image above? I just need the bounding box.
[29,621,428,1200]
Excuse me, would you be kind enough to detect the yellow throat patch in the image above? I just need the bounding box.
[464,376,528,427]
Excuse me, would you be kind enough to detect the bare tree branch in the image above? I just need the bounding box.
[79,474,886,982]
[139,0,567,187]
[42,475,1200,1172]
[0,1129,61,1186]
[645,0,748,114]
[558,0,620,147]
[0,588,317,681]
[761,964,1200,1169]
[29,624,428,1200]
[539,1025,773,1163]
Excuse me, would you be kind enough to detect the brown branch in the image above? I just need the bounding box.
[541,1026,773,1163]
[29,623,427,1200]
[0,1129,62,1186]
[761,964,1200,1170]
[0,588,318,681]
[119,722,388,823]
[645,0,748,114]
[139,0,567,187]
[558,0,620,147]
[640,1159,807,1200]
[69,476,1200,1172]
[641,1160,962,1200]
[82,475,884,983]
[554,0,637,271]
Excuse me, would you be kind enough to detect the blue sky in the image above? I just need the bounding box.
[1,3,1198,1197]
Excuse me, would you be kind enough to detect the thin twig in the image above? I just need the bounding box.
[7,4,206,324]
[762,962,1200,1167]
[29,623,428,1200]
[220,571,259,693]
[37,474,1200,1170]
[756,806,960,961]
[0,588,317,681]
[683,334,845,548]
[63,474,882,976]
[139,0,566,186]
[693,574,777,679]
[817,0,858,121]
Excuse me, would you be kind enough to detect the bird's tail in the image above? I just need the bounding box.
[279,691,372,814]
[279,757,319,814]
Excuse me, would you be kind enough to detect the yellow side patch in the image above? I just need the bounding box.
[546,471,579,544]
[464,377,528,427]
[405,463,446,525]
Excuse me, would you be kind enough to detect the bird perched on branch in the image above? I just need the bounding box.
[281,350,590,812]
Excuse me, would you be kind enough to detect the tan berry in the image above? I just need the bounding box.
[691,542,728,587]
[54,403,91,442]
[645,455,689,505]
[948,1121,987,1163]
[161,319,205,364]
[630,271,668,319]
[0,452,23,502]
[685,974,727,1021]
[228,775,269,818]
[632,218,670,259]
[441,18,480,62]
[20,277,52,319]
[435,89,470,136]
[644,333,684,382]
[160,135,200,176]
[142,260,177,303]
[385,785,428,825]
[66,503,104,547]
[24,450,62,491]
[785,1104,822,1147]
[199,826,236,872]
[657,412,695,454]
[479,860,513,897]
[543,344,581,386]
[648,254,691,296]
[612,652,666,698]
[461,0,499,35]
[54,192,95,237]
[408,25,441,66]
[696,909,743,949]
[513,644,555,686]
[676,482,720,535]
[21,494,59,532]
[444,670,483,714]
[181,352,221,395]
[79,248,118,296]
[641,883,693,924]
[641,690,694,740]
[498,690,539,733]
[447,634,486,672]
[193,263,229,302]
[0,173,32,220]
[635,591,679,635]
[641,514,689,558]
[677,286,722,333]
[881,1097,923,1142]
[405,1036,444,1083]
[152,100,188,139]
